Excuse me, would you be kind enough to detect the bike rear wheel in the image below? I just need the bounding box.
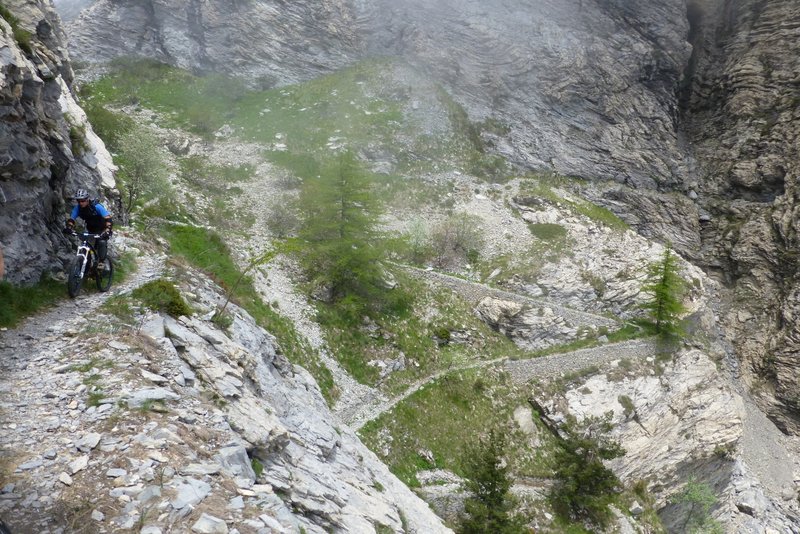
[67,257,84,298]
[95,257,113,292]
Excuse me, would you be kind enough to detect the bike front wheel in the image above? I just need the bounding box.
[95,257,114,292]
[67,257,84,298]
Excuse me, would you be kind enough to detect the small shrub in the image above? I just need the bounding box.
[671,478,723,533]
[618,395,635,418]
[211,310,233,330]
[251,457,264,478]
[66,117,88,157]
[0,4,33,54]
[131,279,192,318]
[432,326,451,345]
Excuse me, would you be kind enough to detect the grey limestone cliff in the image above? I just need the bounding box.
[63,0,363,87]
[679,0,800,432]
[0,0,114,285]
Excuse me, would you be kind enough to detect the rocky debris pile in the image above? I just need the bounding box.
[476,296,599,351]
[0,258,451,533]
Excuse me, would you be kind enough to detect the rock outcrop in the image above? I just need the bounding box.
[0,242,451,533]
[548,347,800,532]
[64,0,363,87]
[0,0,114,284]
[678,0,800,432]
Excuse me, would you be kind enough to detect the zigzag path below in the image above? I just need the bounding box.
[347,338,659,432]
[398,264,620,329]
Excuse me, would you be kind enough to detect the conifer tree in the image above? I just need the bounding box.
[297,151,386,318]
[459,429,526,534]
[641,244,686,334]
[550,414,625,528]
[673,478,724,533]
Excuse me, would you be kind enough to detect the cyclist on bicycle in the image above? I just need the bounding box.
[64,189,113,262]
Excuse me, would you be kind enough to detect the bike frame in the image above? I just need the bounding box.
[73,232,102,279]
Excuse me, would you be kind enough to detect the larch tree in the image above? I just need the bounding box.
[297,151,387,319]
[459,429,526,534]
[641,244,686,335]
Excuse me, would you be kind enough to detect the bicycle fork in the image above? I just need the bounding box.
[77,245,92,278]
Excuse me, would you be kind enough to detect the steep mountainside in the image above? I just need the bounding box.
[65,0,693,189]
[58,0,800,433]
[3,0,800,532]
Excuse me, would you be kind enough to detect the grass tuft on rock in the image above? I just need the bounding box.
[131,279,192,318]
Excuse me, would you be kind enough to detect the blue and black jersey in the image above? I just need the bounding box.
[69,201,112,234]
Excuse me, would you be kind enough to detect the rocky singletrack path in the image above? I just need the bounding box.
[0,250,165,367]
[0,248,165,529]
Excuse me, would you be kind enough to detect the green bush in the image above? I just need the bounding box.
[671,478,723,533]
[251,457,264,478]
[131,279,192,318]
[69,124,88,156]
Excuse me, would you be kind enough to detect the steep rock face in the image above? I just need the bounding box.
[64,0,363,86]
[0,0,114,284]
[64,0,693,189]
[555,348,800,532]
[362,0,693,189]
[680,0,800,430]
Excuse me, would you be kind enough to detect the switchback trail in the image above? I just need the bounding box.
[347,338,658,432]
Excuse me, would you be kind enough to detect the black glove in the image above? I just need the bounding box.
[101,229,112,239]
[63,227,73,236]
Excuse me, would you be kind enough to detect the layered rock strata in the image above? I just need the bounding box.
[679,0,800,431]
[64,0,363,87]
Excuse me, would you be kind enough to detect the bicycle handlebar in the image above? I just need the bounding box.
[67,230,106,239]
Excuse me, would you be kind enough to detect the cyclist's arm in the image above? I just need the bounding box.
[96,204,113,233]
[67,205,79,229]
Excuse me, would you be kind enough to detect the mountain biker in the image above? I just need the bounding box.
[63,189,113,263]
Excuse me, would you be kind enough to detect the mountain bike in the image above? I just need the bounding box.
[66,231,113,298]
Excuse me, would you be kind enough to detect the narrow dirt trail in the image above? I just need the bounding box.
[0,250,165,367]
[0,248,165,528]
[348,338,657,432]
